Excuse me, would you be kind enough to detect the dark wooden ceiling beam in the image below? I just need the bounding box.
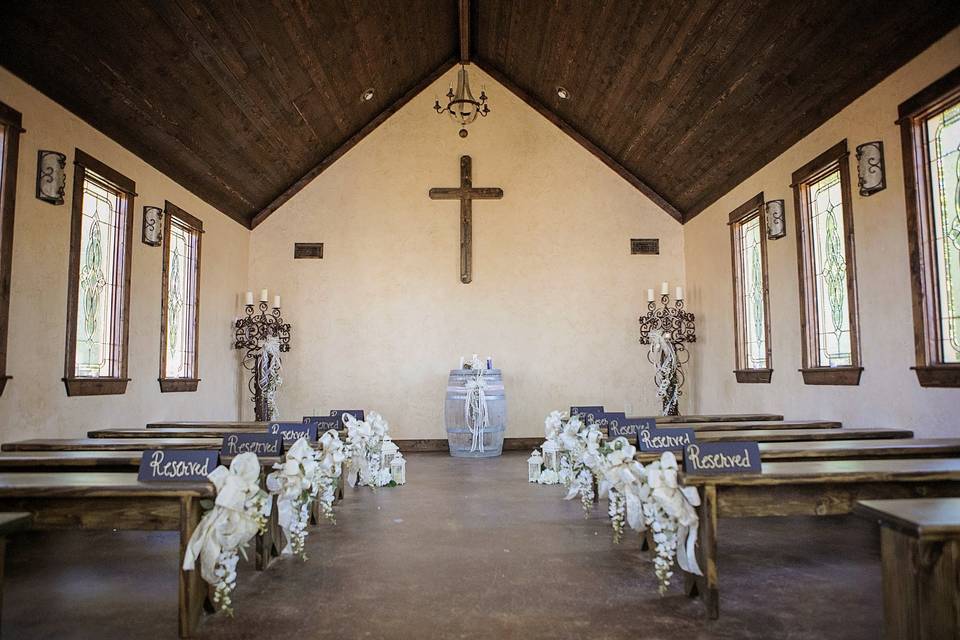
[474,60,683,223]
[459,0,470,63]
[251,57,458,229]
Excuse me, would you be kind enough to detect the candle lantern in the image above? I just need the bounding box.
[390,453,406,485]
[527,449,543,483]
[381,438,399,469]
[541,440,559,473]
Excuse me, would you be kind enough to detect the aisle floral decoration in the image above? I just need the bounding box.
[344,411,392,488]
[182,452,271,615]
[315,429,347,522]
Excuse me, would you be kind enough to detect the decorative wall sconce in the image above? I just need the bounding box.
[36,150,67,205]
[764,199,786,240]
[855,141,886,196]
[142,205,164,246]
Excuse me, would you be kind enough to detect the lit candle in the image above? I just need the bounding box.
[273,295,281,309]
[676,287,684,301]
[661,282,669,295]
[459,356,465,369]
[647,288,654,302]
[260,288,268,303]
[245,291,254,306]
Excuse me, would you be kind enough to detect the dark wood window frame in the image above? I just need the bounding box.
[898,66,960,388]
[63,149,135,396]
[159,201,202,393]
[792,139,863,386]
[729,192,773,383]
[0,101,23,396]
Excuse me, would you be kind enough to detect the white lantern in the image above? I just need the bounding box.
[381,438,399,469]
[527,449,543,483]
[541,440,559,473]
[390,453,406,485]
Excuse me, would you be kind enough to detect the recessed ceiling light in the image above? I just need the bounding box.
[361,88,375,102]
[556,86,570,100]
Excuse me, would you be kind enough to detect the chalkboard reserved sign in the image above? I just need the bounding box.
[269,422,318,443]
[607,417,655,440]
[593,412,626,431]
[683,442,761,475]
[138,449,219,482]
[637,427,696,452]
[329,409,364,424]
[221,433,283,457]
[304,416,341,433]
[569,406,604,423]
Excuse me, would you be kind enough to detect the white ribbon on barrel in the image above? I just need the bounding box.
[464,370,490,452]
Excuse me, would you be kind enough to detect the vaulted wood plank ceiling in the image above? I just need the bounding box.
[1,1,958,227]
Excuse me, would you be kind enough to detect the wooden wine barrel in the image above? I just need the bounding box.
[445,369,506,458]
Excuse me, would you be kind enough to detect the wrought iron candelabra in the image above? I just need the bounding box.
[638,294,696,416]
[234,300,291,421]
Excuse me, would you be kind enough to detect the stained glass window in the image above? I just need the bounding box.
[925,101,960,364]
[64,150,134,395]
[160,203,202,388]
[731,205,770,373]
[808,170,852,367]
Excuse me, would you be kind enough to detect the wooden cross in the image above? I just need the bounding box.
[429,155,503,284]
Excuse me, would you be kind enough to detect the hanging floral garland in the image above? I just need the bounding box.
[182,452,271,615]
[344,411,393,488]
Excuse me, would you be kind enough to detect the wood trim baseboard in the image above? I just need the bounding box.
[912,366,960,388]
[63,377,130,396]
[392,437,543,453]
[159,378,201,393]
[734,369,773,383]
[799,367,863,386]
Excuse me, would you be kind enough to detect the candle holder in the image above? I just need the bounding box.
[638,294,696,416]
[233,300,292,421]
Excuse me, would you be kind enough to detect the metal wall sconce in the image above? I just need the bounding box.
[36,150,67,205]
[855,141,886,196]
[142,205,164,246]
[764,199,786,240]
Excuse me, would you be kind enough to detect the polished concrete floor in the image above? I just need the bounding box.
[5,452,882,638]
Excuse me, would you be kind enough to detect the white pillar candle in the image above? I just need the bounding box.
[661,281,669,295]
[260,288,269,302]
[676,287,684,300]
[459,356,465,369]
[647,288,654,302]
[273,295,281,309]
[245,291,254,306]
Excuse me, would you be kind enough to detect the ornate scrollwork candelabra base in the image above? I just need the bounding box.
[639,295,696,416]
[233,301,292,421]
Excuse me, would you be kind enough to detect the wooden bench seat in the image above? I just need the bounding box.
[1,438,222,452]
[147,421,269,429]
[89,427,349,439]
[0,472,214,637]
[653,413,783,423]
[691,427,912,442]
[681,459,960,619]
[653,420,840,432]
[636,438,960,464]
[855,498,960,639]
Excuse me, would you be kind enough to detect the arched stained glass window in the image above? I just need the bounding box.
[159,201,202,392]
[729,193,772,383]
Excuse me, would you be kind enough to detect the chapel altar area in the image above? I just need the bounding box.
[2,451,884,639]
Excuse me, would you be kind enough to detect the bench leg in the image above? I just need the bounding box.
[256,496,281,571]
[0,537,6,633]
[698,485,719,619]
[179,496,210,638]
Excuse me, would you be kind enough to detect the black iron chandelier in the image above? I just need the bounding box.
[434,65,490,137]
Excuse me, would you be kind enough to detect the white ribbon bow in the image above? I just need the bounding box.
[464,371,490,452]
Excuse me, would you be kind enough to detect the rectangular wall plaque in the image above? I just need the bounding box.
[304,415,341,433]
[269,421,318,443]
[608,417,656,441]
[637,427,696,452]
[221,433,283,457]
[570,406,605,423]
[631,238,660,255]
[138,449,219,482]
[294,242,323,259]
[683,442,761,475]
[329,409,365,423]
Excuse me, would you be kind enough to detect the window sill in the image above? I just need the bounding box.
[159,378,200,393]
[799,367,863,386]
[734,369,773,383]
[63,377,130,396]
[0,375,10,396]
[912,366,960,388]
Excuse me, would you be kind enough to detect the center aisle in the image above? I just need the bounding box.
[207,451,881,639]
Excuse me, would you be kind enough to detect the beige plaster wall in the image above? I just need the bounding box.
[0,67,249,439]
[683,29,960,436]
[250,65,685,438]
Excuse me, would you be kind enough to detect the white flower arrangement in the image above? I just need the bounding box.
[344,411,394,488]
[315,429,347,523]
[182,452,271,615]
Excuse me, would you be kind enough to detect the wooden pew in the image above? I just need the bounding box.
[653,420,840,432]
[654,413,783,423]
[636,438,960,464]
[89,427,350,439]
[0,472,214,637]
[147,421,268,429]
[691,428,912,442]
[0,511,31,630]
[855,498,960,639]
[681,459,960,619]
[1,438,222,452]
